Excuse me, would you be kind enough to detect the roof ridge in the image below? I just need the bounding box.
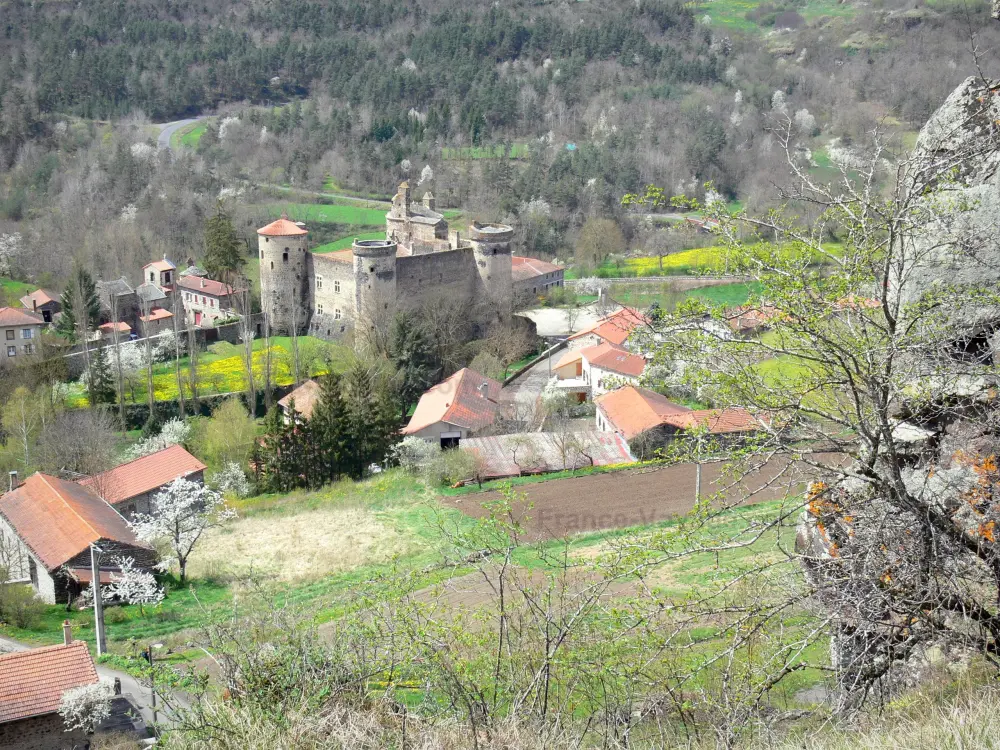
[0,640,86,661]
[88,443,185,476]
[38,473,101,546]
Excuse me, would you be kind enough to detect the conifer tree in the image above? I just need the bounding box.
[389,314,440,417]
[341,358,401,480]
[309,372,347,484]
[203,203,245,286]
[88,344,117,405]
[56,268,100,343]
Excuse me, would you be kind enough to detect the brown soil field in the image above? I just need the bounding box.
[441,454,842,540]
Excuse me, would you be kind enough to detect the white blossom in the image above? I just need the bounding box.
[212,461,251,497]
[130,477,236,582]
[575,277,610,296]
[407,108,426,123]
[124,417,191,460]
[521,197,551,219]
[400,58,417,72]
[54,121,68,137]
[700,14,712,24]
[418,164,433,185]
[106,555,164,612]
[704,188,724,207]
[0,232,23,276]
[734,90,743,106]
[794,108,817,133]
[130,142,156,161]
[391,436,438,473]
[218,116,240,141]
[218,185,246,199]
[400,159,412,174]
[724,65,738,83]
[771,91,788,115]
[59,680,114,734]
[542,58,553,69]
[119,203,138,223]
[259,126,268,144]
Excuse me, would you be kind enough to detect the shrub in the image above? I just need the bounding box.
[423,449,478,487]
[211,461,252,497]
[0,583,45,629]
[390,436,438,474]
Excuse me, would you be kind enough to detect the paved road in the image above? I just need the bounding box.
[156,117,204,151]
[0,634,180,728]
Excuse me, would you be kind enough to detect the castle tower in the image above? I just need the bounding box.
[469,222,514,313]
[353,238,398,347]
[258,215,311,334]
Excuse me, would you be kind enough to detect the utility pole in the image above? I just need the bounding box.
[90,543,107,656]
[145,642,163,731]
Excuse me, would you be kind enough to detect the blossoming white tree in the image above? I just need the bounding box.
[124,417,191,460]
[107,556,164,615]
[59,680,114,734]
[130,477,236,584]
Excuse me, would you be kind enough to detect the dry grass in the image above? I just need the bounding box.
[188,507,413,582]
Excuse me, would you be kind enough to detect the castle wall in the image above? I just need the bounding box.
[309,255,356,339]
[259,232,311,335]
[396,247,479,310]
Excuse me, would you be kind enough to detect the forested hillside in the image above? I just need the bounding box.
[1,0,999,288]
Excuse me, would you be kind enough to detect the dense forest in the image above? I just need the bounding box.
[1,0,999,287]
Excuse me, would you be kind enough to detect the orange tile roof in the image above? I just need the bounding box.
[177,276,239,297]
[19,289,57,309]
[143,258,176,272]
[569,307,647,346]
[0,474,147,572]
[98,321,132,334]
[595,386,692,441]
[0,307,44,327]
[511,256,564,282]
[79,444,206,506]
[727,304,781,334]
[0,641,99,724]
[258,218,308,237]
[661,408,761,434]
[581,342,646,378]
[553,349,582,371]
[140,307,173,322]
[278,379,322,420]
[402,368,502,434]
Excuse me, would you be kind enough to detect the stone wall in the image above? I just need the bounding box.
[396,247,479,310]
[0,714,88,750]
[310,255,356,339]
[259,232,311,335]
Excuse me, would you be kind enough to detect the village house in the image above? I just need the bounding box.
[566,307,648,350]
[177,274,240,327]
[139,306,173,336]
[0,308,44,363]
[142,256,176,291]
[460,431,632,480]
[278,379,322,423]
[96,277,140,332]
[79,444,207,519]
[512,256,565,304]
[0,473,156,604]
[594,385,760,459]
[97,320,133,342]
[0,634,100,750]
[18,289,60,324]
[402,368,502,447]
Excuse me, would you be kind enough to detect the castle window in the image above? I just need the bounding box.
[334,309,341,320]
[260,251,264,259]
[316,276,323,290]
[283,251,288,262]
[271,262,274,269]
[334,280,340,293]
[317,303,324,315]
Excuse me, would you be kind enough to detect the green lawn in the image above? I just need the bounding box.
[267,202,389,227]
[170,120,210,150]
[691,0,859,31]
[1,278,38,306]
[603,281,762,311]
[313,231,386,254]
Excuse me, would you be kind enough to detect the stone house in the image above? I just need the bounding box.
[0,636,100,750]
[79,444,207,519]
[97,320,132,342]
[139,306,173,336]
[511,256,565,304]
[402,368,502,447]
[18,289,60,324]
[0,308,44,364]
[278,379,322,423]
[0,473,156,604]
[177,274,240,327]
[594,385,760,459]
[96,277,140,332]
[142,256,177,290]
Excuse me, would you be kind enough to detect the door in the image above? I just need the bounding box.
[194,311,202,325]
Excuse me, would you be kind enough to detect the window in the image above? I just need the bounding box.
[260,251,264,259]
[202,297,207,305]
[5,330,13,341]
[334,280,341,293]
[21,329,32,339]
[283,251,288,262]
[317,303,324,315]
[334,309,341,320]
[163,271,171,283]
[210,299,215,307]
[316,275,323,290]
[7,346,15,357]
[23,343,33,355]
[149,271,155,282]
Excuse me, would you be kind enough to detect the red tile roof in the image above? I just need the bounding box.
[553,348,582,371]
[140,307,173,323]
[402,368,502,435]
[98,321,132,334]
[596,386,761,440]
[581,342,646,378]
[0,307,44,327]
[19,289,57,310]
[727,305,781,334]
[79,444,206,506]
[177,275,239,298]
[0,642,99,724]
[258,218,308,237]
[511,256,564,282]
[278,379,322,420]
[0,474,147,572]
[569,307,647,346]
[595,386,692,441]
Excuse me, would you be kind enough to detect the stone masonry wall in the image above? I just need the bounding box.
[0,714,88,750]
[311,256,356,339]
[396,247,479,310]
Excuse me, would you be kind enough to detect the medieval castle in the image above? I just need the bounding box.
[257,182,564,341]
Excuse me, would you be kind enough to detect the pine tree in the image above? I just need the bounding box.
[56,268,100,342]
[88,344,117,405]
[341,358,402,480]
[309,372,347,484]
[389,315,441,417]
[203,203,245,286]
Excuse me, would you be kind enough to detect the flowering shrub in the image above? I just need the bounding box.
[59,680,114,733]
[125,418,190,459]
[212,461,252,497]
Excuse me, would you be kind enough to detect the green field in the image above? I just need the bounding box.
[602,281,762,311]
[170,120,210,149]
[691,0,860,31]
[312,231,387,254]
[1,279,38,306]
[268,202,462,228]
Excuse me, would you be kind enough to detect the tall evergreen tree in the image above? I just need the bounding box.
[56,268,100,342]
[309,372,347,484]
[203,203,245,286]
[389,315,441,417]
[88,344,117,405]
[341,358,401,480]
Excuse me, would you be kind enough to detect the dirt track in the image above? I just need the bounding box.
[441,455,840,540]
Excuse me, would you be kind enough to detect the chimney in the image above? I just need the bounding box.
[201,279,206,289]
[479,382,489,398]
[423,191,435,211]
[8,471,17,491]
[63,620,72,645]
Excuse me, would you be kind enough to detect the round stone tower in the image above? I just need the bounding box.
[353,239,398,345]
[258,215,311,334]
[469,222,513,307]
